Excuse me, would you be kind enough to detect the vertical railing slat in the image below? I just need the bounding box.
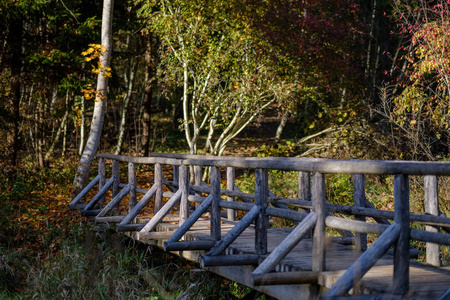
[128,162,137,213]
[154,163,163,213]
[98,158,106,203]
[424,175,441,266]
[112,159,120,199]
[255,168,268,255]
[194,165,202,209]
[298,171,311,214]
[312,172,326,272]
[353,174,367,251]
[179,165,189,226]
[210,166,221,241]
[393,174,410,295]
[227,167,236,221]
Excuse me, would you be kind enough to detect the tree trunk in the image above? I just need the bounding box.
[78,95,86,156]
[140,34,157,157]
[72,0,114,196]
[274,111,289,144]
[115,58,137,155]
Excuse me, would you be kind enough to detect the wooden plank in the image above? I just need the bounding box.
[438,287,450,300]
[201,254,259,267]
[410,228,450,245]
[323,223,401,297]
[173,165,179,186]
[227,166,236,221]
[254,271,319,285]
[424,175,441,266]
[312,172,326,272]
[325,216,388,234]
[128,162,136,212]
[112,159,120,198]
[255,168,268,255]
[154,163,162,212]
[69,175,100,209]
[119,184,158,226]
[393,174,409,295]
[353,174,367,251]
[253,212,317,275]
[96,184,130,218]
[207,205,260,256]
[139,190,182,233]
[117,223,145,231]
[210,166,221,241]
[97,152,450,176]
[298,171,311,215]
[179,165,189,226]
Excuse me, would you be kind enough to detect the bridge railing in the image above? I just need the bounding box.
[70,152,450,297]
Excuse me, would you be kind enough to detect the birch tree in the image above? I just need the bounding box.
[73,0,114,194]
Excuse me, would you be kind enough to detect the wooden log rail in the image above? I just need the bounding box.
[69,152,450,298]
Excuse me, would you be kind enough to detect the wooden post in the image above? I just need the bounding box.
[112,159,120,199]
[393,174,410,295]
[154,163,163,213]
[194,165,202,209]
[227,167,236,221]
[353,174,367,251]
[173,165,179,186]
[424,175,441,266]
[255,168,268,255]
[179,165,189,226]
[128,162,136,213]
[210,166,221,241]
[98,158,106,203]
[312,172,326,272]
[299,171,311,201]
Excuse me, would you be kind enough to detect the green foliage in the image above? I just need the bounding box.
[253,141,296,158]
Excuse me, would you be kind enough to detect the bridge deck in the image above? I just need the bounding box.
[131,215,450,300]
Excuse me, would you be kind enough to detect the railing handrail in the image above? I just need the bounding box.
[97,153,450,175]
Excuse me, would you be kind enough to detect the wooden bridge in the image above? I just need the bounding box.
[70,153,450,299]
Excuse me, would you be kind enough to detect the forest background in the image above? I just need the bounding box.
[1,0,450,298]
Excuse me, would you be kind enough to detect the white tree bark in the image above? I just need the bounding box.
[72,0,114,195]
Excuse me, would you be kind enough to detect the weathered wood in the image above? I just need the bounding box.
[112,159,120,198]
[69,175,100,209]
[210,166,221,241]
[325,216,388,234]
[438,287,450,300]
[201,254,259,267]
[97,152,450,176]
[353,174,367,251]
[167,194,213,243]
[424,175,441,266]
[117,223,146,231]
[207,205,260,256]
[194,165,202,209]
[324,223,401,297]
[255,169,268,255]
[119,184,158,226]
[393,174,410,295]
[265,206,307,222]
[298,171,311,214]
[253,212,318,275]
[272,197,450,228]
[364,197,391,225]
[173,165,179,185]
[96,184,130,218]
[227,167,236,221]
[98,158,106,203]
[312,172,326,272]
[410,228,450,245]
[83,177,115,211]
[254,271,319,285]
[128,162,137,212]
[154,163,163,213]
[179,165,190,226]
[139,190,182,233]
[80,209,102,216]
[137,231,175,240]
[164,240,215,251]
[95,216,125,223]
